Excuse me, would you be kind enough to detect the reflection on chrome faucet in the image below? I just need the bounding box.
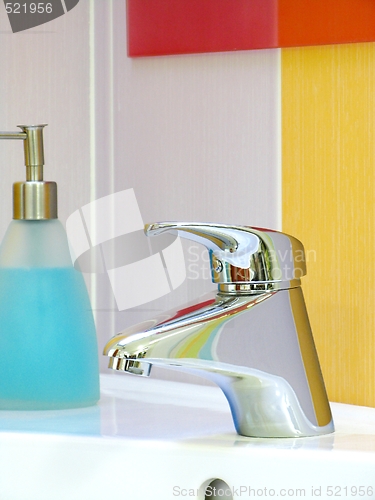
[104,222,334,438]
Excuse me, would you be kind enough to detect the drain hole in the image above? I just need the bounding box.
[203,479,233,500]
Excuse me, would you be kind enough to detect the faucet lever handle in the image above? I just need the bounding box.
[145,222,306,289]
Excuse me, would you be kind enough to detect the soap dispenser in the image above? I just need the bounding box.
[0,125,100,410]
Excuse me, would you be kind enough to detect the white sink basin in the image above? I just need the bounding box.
[1,374,375,500]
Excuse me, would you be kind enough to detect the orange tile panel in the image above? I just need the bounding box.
[279,0,375,47]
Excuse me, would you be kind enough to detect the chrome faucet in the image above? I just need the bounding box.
[104,222,334,438]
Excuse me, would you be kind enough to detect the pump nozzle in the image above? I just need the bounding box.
[18,124,46,181]
[0,124,57,220]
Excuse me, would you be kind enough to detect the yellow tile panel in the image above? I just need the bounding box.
[282,43,375,406]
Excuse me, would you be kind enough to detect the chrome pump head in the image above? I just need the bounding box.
[0,124,57,220]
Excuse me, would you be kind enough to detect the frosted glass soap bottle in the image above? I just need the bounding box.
[0,125,99,410]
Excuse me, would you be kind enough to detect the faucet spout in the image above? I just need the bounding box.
[104,287,334,438]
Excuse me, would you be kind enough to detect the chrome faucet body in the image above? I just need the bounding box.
[104,222,334,438]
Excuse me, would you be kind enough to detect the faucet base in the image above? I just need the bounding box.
[104,287,334,438]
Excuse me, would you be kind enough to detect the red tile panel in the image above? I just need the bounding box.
[127,0,278,57]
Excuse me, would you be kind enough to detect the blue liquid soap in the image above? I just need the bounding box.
[0,267,100,410]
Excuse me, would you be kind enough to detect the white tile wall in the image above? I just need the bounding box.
[0,0,281,377]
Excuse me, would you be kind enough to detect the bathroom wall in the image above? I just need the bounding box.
[282,42,375,407]
[0,1,92,228]
[4,2,373,405]
[0,1,281,375]
[94,1,282,374]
